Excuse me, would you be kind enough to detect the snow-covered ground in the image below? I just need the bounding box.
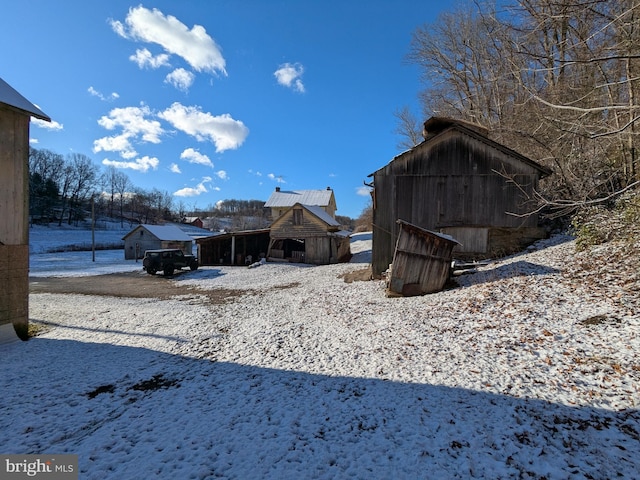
[28,223,131,254]
[2,231,639,479]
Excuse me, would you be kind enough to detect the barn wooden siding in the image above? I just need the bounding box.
[0,79,50,342]
[386,220,459,296]
[371,124,550,275]
[0,107,29,339]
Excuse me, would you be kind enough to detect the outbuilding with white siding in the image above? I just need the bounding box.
[122,224,195,260]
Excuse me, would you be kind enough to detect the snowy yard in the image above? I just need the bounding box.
[1,231,638,478]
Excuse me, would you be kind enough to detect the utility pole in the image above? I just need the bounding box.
[92,196,96,262]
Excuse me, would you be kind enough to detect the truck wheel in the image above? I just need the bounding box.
[164,266,174,276]
[190,263,198,271]
[147,269,156,275]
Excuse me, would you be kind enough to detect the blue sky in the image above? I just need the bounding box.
[1,1,447,218]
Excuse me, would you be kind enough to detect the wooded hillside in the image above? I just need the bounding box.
[401,0,639,213]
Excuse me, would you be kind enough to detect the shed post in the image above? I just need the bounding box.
[231,235,236,265]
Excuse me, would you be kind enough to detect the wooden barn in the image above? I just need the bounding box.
[369,117,552,276]
[267,203,351,265]
[0,77,50,342]
[122,224,195,260]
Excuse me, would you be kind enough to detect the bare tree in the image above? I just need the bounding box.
[113,170,131,227]
[28,148,65,222]
[393,106,423,150]
[101,166,119,218]
[57,163,74,226]
[29,147,65,185]
[65,153,99,225]
[406,0,640,214]
[354,199,373,233]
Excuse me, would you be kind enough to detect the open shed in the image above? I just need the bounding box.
[369,117,552,275]
[197,229,270,266]
[0,77,50,342]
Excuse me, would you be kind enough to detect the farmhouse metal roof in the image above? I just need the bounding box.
[264,188,334,208]
[0,77,50,121]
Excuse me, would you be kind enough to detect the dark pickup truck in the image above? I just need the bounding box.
[142,249,198,276]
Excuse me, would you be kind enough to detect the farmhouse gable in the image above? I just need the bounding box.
[270,203,340,237]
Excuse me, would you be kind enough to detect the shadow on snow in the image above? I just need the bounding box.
[1,337,637,479]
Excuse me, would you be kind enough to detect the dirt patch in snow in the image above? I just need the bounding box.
[339,266,373,283]
[29,271,247,305]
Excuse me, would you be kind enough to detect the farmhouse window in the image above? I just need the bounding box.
[293,208,303,225]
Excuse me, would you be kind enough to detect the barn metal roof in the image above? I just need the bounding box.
[264,189,334,208]
[304,204,340,227]
[0,77,50,121]
[166,222,214,239]
[123,224,193,241]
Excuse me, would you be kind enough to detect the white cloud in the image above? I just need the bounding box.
[180,148,213,167]
[29,138,39,144]
[215,170,227,180]
[88,86,119,101]
[129,48,171,69]
[169,163,181,173]
[113,6,226,75]
[93,105,163,159]
[93,133,137,159]
[102,156,159,173]
[173,176,212,197]
[159,102,249,152]
[267,173,286,183]
[110,19,127,38]
[97,106,163,143]
[274,63,305,93]
[32,118,63,130]
[165,68,195,92]
[356,186,372,196]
